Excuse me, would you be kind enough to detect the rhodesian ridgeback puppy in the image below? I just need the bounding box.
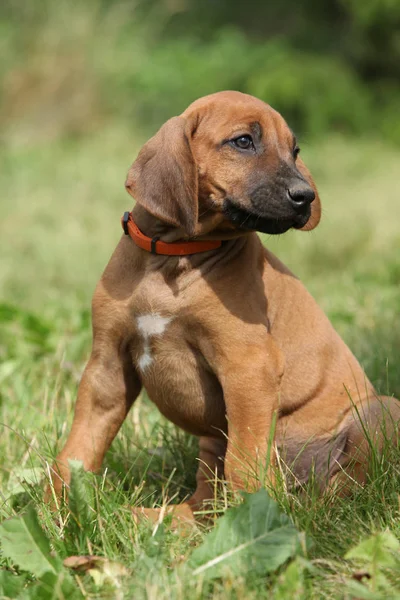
[47,91,400,521]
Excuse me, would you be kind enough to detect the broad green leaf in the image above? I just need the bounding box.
[344,579,391,600]
[0,506,61,577]
[345,531,400,597]
[272,558,313,599]
[7,467,43,496]
[190,489,302,579]
[29,571,81,600]
[345,531,400,569]
[0,570,26,599]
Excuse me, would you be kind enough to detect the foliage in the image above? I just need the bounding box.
[0,507,79,599]
[345,531,400,598]
[4,487,400,598]
[0,506,61,577]
[1,2,400,595]
[0,0,399,144]
[190,489,303,579]
[0,485,304,597]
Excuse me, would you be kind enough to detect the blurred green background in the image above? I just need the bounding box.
[1,0,400,143]
[1,5,400,595]
[0,0,400,473]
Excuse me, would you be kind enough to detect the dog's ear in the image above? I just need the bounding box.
[296,157,321,231]
[125,116,198,237]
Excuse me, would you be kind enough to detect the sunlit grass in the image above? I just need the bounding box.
[1,132,400,597]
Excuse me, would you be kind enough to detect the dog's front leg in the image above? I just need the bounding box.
[219,337,284,493]
[46,338,141,502]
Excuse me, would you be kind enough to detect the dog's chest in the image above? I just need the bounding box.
[130,311,226,436]
[134,313,173,371]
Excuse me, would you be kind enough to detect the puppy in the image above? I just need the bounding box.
[47,91,400,520]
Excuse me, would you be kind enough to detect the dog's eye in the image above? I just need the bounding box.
[293,145,300,159]
[231,135,254,151]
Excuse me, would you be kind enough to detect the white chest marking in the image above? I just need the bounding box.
[136,314,172,371]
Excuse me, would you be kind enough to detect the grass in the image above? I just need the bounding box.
[1,129,400,598]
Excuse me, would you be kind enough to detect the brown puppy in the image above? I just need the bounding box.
[47,91,400,520]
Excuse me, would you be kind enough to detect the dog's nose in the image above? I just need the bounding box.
[287,183,315,210]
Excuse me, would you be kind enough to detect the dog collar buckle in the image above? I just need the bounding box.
[151,236,160,254]
[122,211,130,235]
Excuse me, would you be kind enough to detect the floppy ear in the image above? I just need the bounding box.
[125,116,198,237]
[296,157,321,231]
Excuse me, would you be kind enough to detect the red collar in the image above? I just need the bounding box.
[121,212,222,256]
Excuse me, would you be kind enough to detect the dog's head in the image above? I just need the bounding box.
[126,91,321,237]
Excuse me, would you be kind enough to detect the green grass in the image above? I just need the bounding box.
[1,131,400,598]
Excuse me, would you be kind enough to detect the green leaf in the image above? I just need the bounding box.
[345,531,400,569]
[344,579,390,600]
[7,467,44,496]
[0,506,61,577]
[67,460,94,536]
[190,489,303,579]
[272,558,313,599]
[345,531,400,597]
[0,570,26,599]
[29,571,81,600]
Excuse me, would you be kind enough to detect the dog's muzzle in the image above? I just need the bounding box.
[223,198,311,235]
